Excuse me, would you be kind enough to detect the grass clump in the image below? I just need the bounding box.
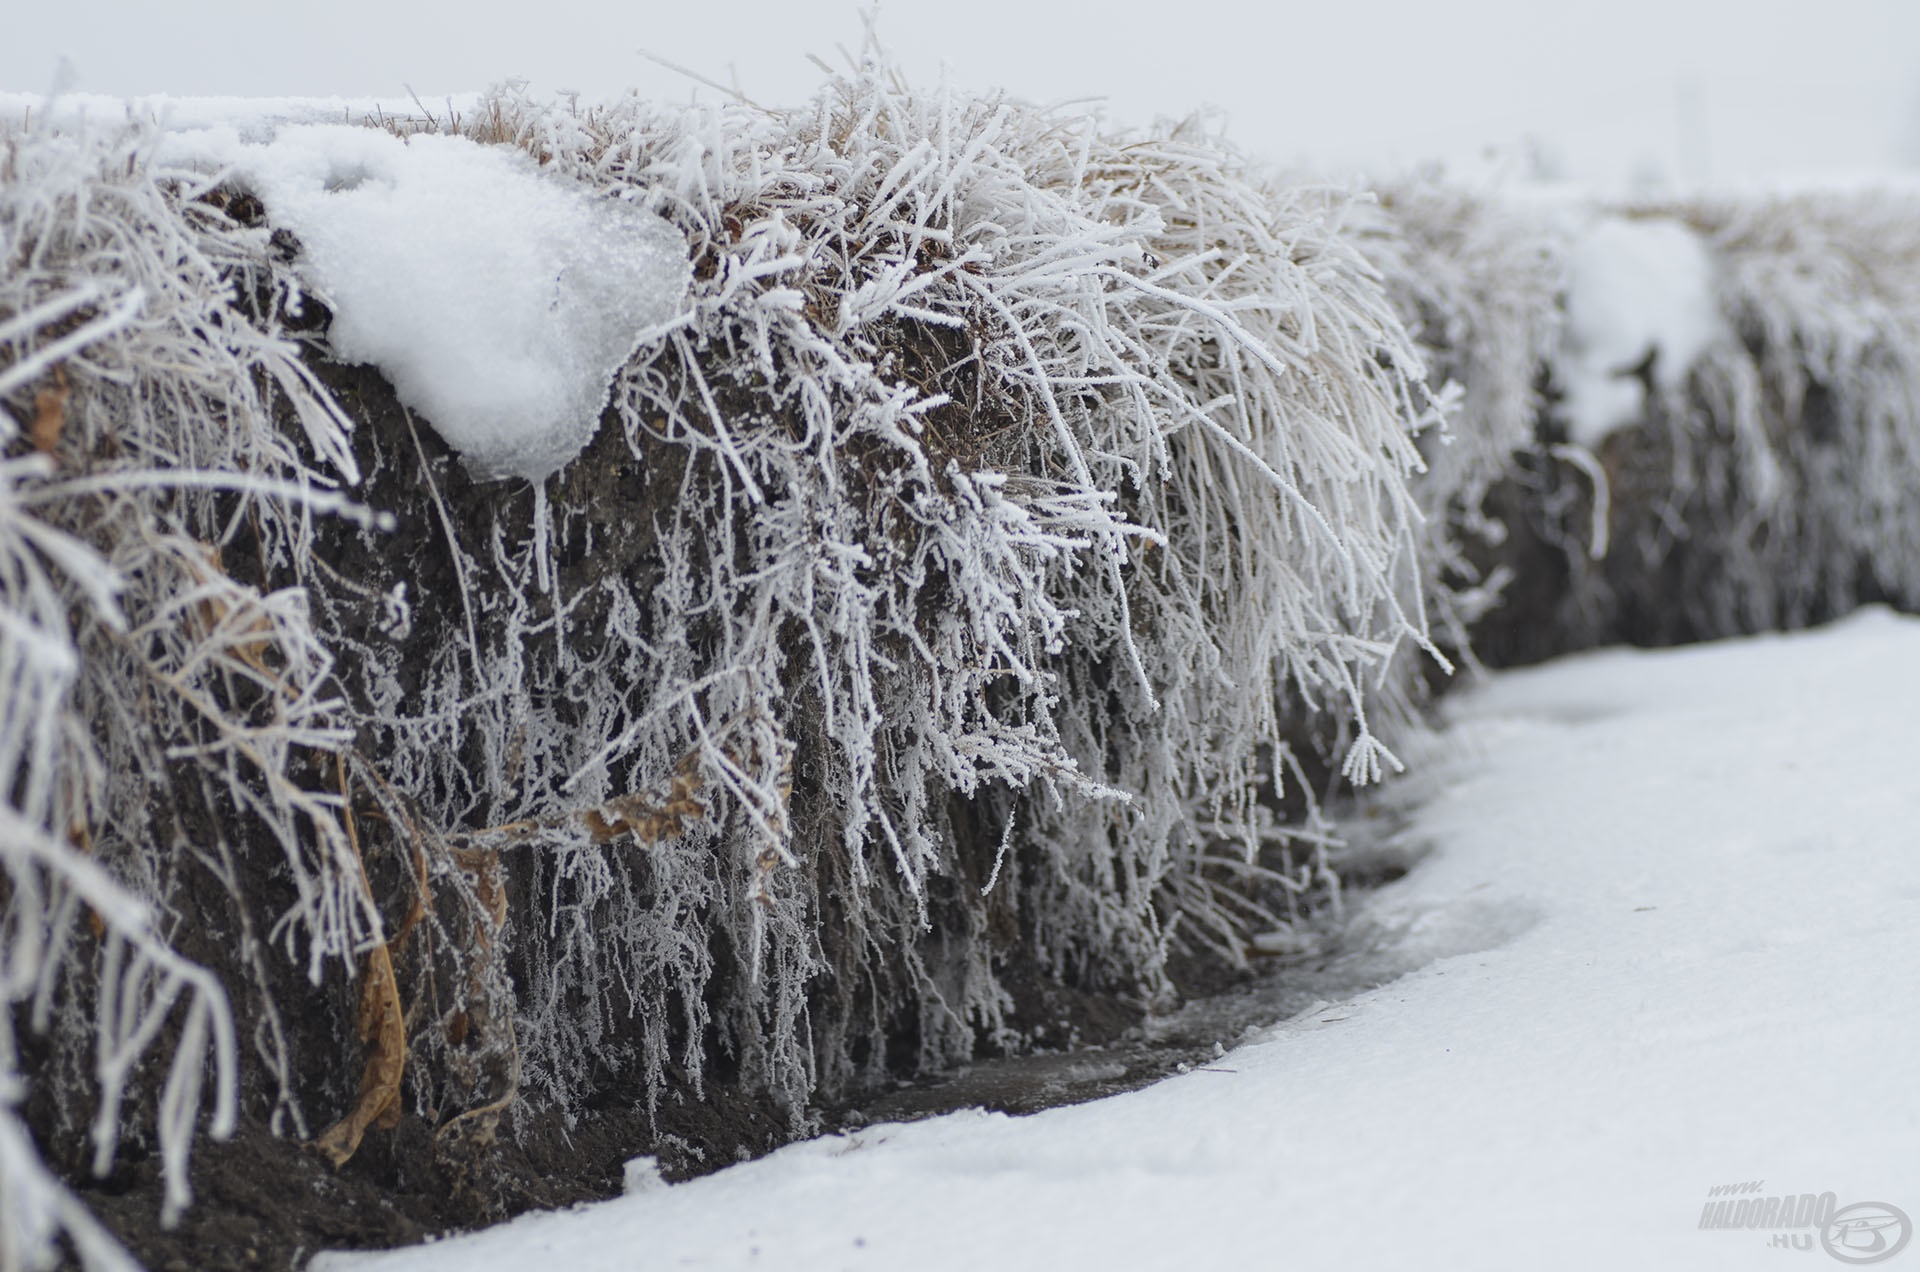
[0,53,1498,1264]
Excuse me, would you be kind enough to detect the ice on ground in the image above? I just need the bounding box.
[210,125,691,481]
[1558,214,1725,448]
[316,607,1920,1271]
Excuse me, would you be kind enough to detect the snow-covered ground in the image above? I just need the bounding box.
[315,608,1920,1271]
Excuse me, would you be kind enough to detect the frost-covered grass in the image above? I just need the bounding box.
[1,60,1456,1266]
[326,607,1920,1272]
[1667,191,1920,631]
[1,115,370,1268]
[8,50,1920,1270]
[1377,181,1920,663]
[324,69,1448,1118]
[1359,177,1566,661]
[316,607,1920,1272]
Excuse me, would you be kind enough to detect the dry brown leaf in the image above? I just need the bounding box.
[186,542,278,674]
[30,365,67,455]
[468,752,708,849]
[66,817,106,941]
[582,752,707,843]
[314,939,407,1165]
[447,844,509,943]
[316,759,410,1167]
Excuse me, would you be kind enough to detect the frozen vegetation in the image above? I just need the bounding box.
[3,52,1920,1270]
[318,607,1920,1272]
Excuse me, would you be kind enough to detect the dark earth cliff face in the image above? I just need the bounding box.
[34,337,1327,1270]
[1466,366,1904,671]
[49,815,1401,1272]
[43,303,1909,1272]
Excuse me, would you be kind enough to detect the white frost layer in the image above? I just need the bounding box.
[1559,214,1725,448]
[318,607,1920,1271]
[222,125,689,481]
[0,92,482,141]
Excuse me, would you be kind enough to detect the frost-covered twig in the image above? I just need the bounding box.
[2,112,371,1260]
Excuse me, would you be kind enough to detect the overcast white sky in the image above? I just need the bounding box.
[5,1,1918,191]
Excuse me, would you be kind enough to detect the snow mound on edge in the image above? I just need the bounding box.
[237,125,691,481]
[1559,214,1725,448]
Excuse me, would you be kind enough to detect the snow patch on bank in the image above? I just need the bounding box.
[1558,214,1726,448]
[179,124,692,481]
